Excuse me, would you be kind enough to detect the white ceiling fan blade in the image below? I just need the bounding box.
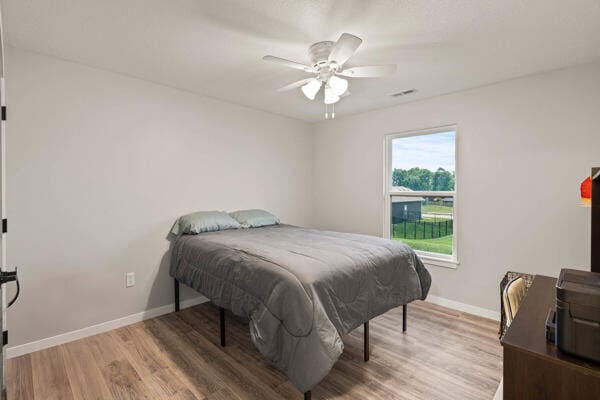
[263,55,315,72]
[277,78,315,92]
[338,65,397,78]
[328,33,362,66]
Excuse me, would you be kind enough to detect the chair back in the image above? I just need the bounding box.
[502,276,527,326]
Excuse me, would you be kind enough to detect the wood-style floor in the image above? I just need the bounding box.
[7,301,502,400]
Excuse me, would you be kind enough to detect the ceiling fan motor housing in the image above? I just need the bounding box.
[309,41,335,68]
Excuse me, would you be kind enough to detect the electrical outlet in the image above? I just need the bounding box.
[125,272,135,288]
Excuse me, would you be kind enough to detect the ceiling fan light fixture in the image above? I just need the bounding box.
[301,79,322,100]
[328,76,348,97]
[324,86,340,104]
[264,33,398,116]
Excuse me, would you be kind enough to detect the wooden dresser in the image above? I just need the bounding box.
[501,275,600,399]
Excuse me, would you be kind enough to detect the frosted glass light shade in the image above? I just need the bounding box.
[328,76,348,96]
[324,86,340,104]
[301,79,322,100]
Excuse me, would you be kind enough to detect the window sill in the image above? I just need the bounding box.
[418,254,459,269]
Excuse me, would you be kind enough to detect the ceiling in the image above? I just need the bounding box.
[2,0,600,121]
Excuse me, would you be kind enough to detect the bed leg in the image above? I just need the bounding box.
[364,321,370,362]
[174,279,180,312]
[304,391,311,400]
[219,307,226,347]
[403,304,407,332]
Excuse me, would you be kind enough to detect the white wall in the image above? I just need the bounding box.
[313,62,600,313]
[6,44,600,350]
[5,47,314,347]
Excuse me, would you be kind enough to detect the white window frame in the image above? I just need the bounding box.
[383,125,459,268]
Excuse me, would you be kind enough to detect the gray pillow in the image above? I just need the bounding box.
[229,209,280,228]
[170,211,241,237]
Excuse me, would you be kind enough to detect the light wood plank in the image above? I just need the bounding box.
[8,301,502,399]
[112,325,201,400]
[60,339,113,400]
[85,332,153,400]
[7,354,34,400]
[30,346,74,400]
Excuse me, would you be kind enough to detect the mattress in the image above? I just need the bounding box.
[170,224,431,392]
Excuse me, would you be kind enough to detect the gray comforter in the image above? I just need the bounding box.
[170,224,431,392]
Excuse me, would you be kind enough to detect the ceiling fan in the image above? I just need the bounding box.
[263,33,396,117]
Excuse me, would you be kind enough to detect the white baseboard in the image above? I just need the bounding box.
[426,295,500,321]
[7,294,498,359]
[6,296,208,359]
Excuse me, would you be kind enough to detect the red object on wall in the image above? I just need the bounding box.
[581,176,592,205]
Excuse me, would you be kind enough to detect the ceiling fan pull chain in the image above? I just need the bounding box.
[332,103,335,119]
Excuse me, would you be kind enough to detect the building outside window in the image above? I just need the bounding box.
[384,127,457,266]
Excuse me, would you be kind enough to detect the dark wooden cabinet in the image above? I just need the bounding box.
[501,275,600,399]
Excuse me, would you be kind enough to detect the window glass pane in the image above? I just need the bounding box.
[391,131,455,191]
[391,195,454,255]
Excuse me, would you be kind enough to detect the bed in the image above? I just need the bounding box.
[170,224,431,399]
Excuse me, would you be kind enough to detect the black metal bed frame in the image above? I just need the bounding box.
[173,278,408,399]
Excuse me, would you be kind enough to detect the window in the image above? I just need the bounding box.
[384,127,457,266]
